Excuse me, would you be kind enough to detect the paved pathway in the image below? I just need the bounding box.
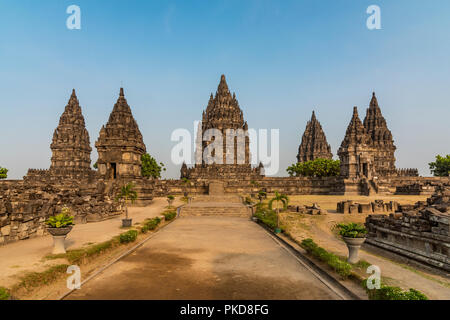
[67,216,342,300]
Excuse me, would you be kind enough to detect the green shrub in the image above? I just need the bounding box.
[255,207,280,231]
[45,207,74,228]
[119,230,138,243]
[163,211,177,221]
[287,158,340,177]
[0,287,10,300]
[141,217,162,233]
[301,238,352,278]
[0,167,8,180]
[337,223,367,238]
[362,279,428,300]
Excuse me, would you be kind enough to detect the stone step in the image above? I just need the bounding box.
[180,205,250,217]
[191,195,242,203]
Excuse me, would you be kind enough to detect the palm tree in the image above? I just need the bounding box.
[268,191,289,231]
[116,182,138,221]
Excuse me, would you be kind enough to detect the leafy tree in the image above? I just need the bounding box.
[268,191,289,230]
[115,183,138,220]
[167,195,175,208]
[93,161,98,170]
[258,190,267,203]
[141,153,166,179]
[287,158,340,177]
[0,167,8,180]
[429,155,450,177]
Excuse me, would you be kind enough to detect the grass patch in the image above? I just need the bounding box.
[254,204,283,231]
[300,238,352,278]
[0,287,11,300]
[362,279,428,300]
[14,264,69,291]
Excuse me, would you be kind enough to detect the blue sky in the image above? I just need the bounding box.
[1,0,449,179]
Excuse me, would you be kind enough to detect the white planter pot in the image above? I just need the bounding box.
[343,237,366,264]
[47,227,72,254]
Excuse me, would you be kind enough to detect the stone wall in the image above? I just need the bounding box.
[365,184,450,272]
[0,180,120,245]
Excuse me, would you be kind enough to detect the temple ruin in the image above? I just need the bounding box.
[297,111,332,162]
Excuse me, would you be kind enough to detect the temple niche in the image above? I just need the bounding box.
[297,111,332,162]
[182,75,263,180]
[95,88,146,180]
[338,107,376,179]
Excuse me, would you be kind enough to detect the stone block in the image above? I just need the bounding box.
[359,203,373,214]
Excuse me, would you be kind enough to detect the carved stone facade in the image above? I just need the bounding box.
[95,88,146,180]
[365,184,450,272]
[338,107,376,179]
[26,89,96,182]
[297,111,332,162]
[363,93,397,176]
[183,75,263,180]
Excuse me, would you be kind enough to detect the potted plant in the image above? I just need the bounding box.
[116,182,138,228]
[167,195,175,208]
[337,222,368,264]
[268,191,289,234]
[45,206,74,254]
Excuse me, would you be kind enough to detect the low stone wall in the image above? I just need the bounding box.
[0,180,120,245]
[365,185,450,272]
[337,200,399,214]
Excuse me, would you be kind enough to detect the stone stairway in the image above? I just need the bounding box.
[179,181,251,218]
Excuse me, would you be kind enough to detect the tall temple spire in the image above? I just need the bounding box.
[363,92,396,176]
[338,106,376,178]
[95,88,146,180]
[49,89,92,177]
[297,110,332,162]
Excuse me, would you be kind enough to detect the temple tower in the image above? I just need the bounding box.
[297,111,332,162]
[363,92,397,176]
[184,75,263,179]
[338,107,376,179]
[49,89,93,178]
[95,88,146,180]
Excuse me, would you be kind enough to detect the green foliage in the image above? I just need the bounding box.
[116,183,138,204]
[16,264,69,290]
[255,206,281,231]
[163,211,177,221]
[167,195,175,200]
[93,161,98,169]
[337,223,367,238]
[141,217,162,233]
[119,230,138,243]
[362,279,428,300]
[244,196,253,205]
[141,153,166,178]
[268,191,289,211]
[45,207,74,228]
[429,154,450,177]
[301,239,352,278]
[0,166,8,180]
[258,190,267,202]
[287,158,340,177]
[0,287,10,300]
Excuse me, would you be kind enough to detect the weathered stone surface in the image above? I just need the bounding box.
[365,184,450,272]
[95,88,146,180]
[297,111,332,163]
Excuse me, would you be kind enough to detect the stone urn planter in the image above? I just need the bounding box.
[343,237,366,264]
[122,218,132,228]
[47,226,73,254]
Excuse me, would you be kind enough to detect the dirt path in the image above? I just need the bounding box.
[66,216,341,300]
[0,197,179,288]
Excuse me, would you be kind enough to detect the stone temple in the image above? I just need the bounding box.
[1,80,449,248]
[297,111,333,162]
[95,88,146,180]
[182,75,264,180]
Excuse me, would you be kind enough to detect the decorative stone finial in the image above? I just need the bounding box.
[120,87,124,97]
